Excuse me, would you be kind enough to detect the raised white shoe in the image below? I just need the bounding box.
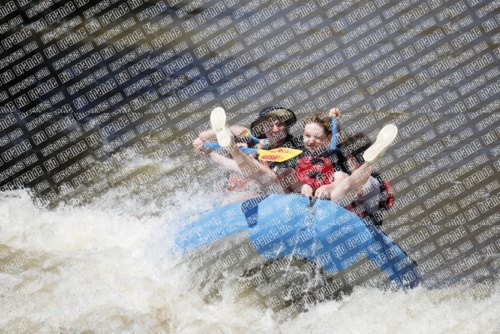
[363,124,398,165]
[210,107,233,148]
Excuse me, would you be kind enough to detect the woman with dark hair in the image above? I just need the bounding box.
[293,112,345,198]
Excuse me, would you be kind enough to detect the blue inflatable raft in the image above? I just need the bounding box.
[176,194,419,314]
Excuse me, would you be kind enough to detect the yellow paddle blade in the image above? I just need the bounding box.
[257,147,303,162]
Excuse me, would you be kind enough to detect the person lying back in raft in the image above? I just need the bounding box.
[340,133,395,226]
[193,124,262,199]
[193,106,304,196]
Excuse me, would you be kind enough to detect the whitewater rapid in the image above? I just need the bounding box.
[1,179,499,333]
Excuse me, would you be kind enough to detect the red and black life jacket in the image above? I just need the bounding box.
[295,156,334,190]
[294,149,345,190]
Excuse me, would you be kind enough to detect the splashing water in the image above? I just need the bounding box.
[1,163,499,333]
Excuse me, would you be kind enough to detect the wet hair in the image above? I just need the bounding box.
[302,113,335,136]
[339,133,372,163]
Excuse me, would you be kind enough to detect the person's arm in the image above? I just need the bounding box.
[301,184,314,197]
[329,164,373,206]
[193,137,213,157]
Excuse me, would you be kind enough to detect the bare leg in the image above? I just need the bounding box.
[329,164,373,205]
[329,124,398,205]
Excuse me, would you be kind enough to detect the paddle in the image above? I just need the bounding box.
[244,131,263,144]
[330,108,339,150]
[243,131,271,149]
[199,142,302,162]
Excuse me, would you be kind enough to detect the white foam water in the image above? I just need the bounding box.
[1,184,499,333]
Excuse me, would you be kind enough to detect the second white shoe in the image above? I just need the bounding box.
[363,124,398,165]
[210,107,234,148]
